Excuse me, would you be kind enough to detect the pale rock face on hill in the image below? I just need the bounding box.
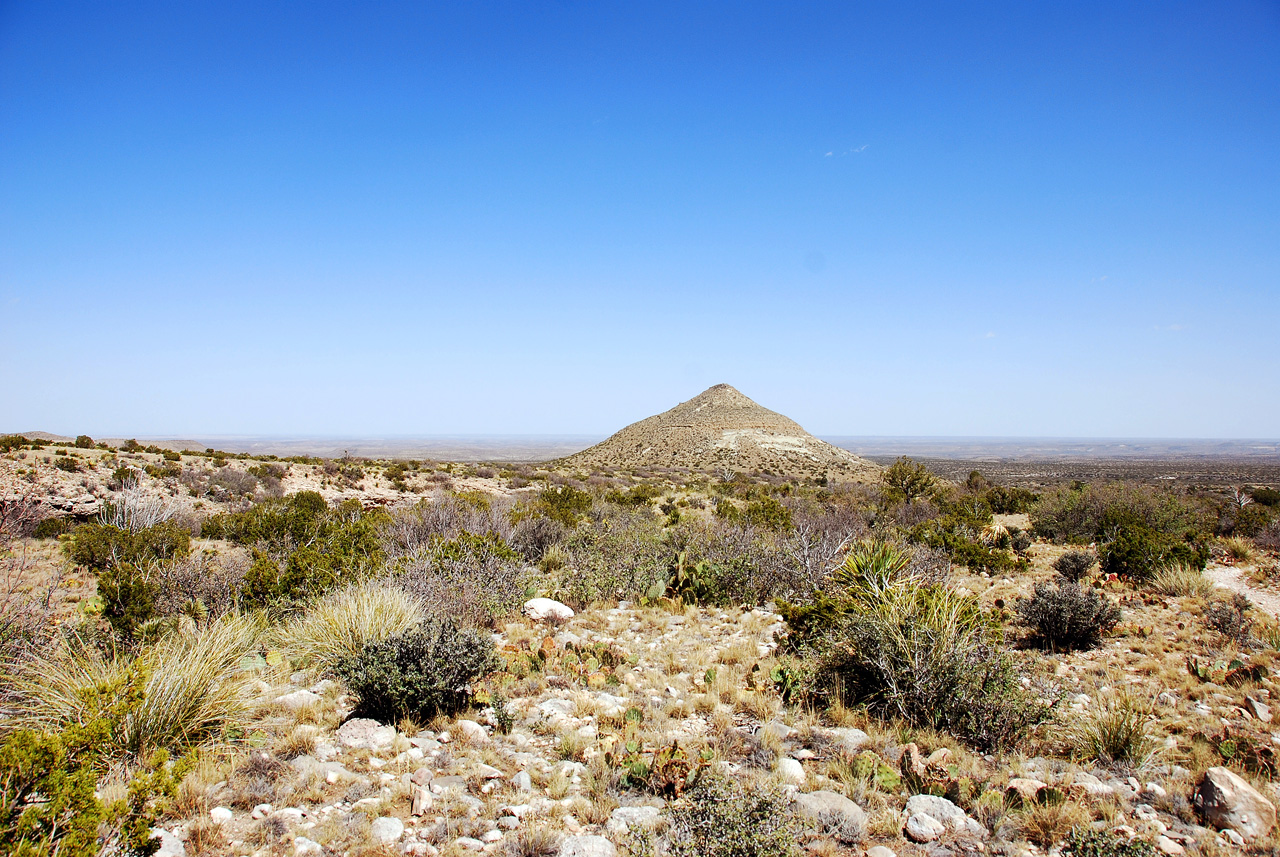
[562,384,878,480]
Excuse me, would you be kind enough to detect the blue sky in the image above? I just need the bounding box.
[2,2,1277,438]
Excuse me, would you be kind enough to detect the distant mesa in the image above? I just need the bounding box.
[561,383,879,480]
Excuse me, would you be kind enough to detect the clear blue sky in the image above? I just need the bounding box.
[2,2,1277,438]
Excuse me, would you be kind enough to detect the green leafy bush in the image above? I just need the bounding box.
[665,770,797,857]
[0,719,191,857]
[66,521,191,572]
[1098,523,1207,580]
[96,563,160,642]
[0,726,103,857]
[335,618,497,722]
[881,456,938,505]
[205,492,385,609]
[743,496,793,531]
[53,457,80,473]
[31,518,69,540]
[1016,582,1121,652]
[1063,828,1157,857]
[534,485,593,528]
[1032,482,1210,546]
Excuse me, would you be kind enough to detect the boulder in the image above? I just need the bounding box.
[776,758,806,784]
[1006,777,1050,805]
[793,790,867,838]
[370,817,404,844]
[1246,696,1273,724]
[525,598,575,622]
[209,807,233,823]
[1193,766,1276,841]
[275,689,321,710]
[825,727,870,755]
[605,806,663,836]
[456,719,489,744]
[559,835,616,857]
[149,829,186,857]
[904,813,947,843]
[904,794,986,837]
[336,718,396,751]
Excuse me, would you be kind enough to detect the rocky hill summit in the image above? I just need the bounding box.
[562,384,878,479]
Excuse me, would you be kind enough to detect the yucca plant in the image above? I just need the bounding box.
[832,540,911,596]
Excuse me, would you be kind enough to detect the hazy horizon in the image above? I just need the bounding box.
[3,4,1277,437]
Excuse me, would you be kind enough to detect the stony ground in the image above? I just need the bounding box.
[143,541,1280,857]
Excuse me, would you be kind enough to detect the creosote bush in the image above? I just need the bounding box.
[335,618,497,722]
[1205,593,1253,645]
[1016,582,1121,652]
[1053,550,1096,583]
[665,770,797,857]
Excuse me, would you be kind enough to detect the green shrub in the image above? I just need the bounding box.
[0,719,191,857]
[1063,828,1157,857]
[983,484,1038,514]
[0,725,104,857]
[53,457,80,473]
[1016,582,1121,652]
[818,578,1052,751]
[604,483,661,507]
[31,518,69,540]
[335,619,497,722]
[96,564,159,643]
[881,456,938,505]
[1098,523,1207,581]
[1250,487,1280,508]
[73,435,94,449]
[1052,550,1096,582]
[665,770,797,857]
[742,496,793,531]
[1032,483,1210,546]
[66,521,191,572]
[534,485,593,528]
[205,492,385,609]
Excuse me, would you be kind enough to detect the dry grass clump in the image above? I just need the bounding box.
[8,613,260,759]
[1221,536,1254,563]
[276,582,426,672]
[1147,563,1215,598]
[504,827,562,857]
[1013,799,1090,849]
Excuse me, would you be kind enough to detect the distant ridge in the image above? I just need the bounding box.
[561,384,879,479]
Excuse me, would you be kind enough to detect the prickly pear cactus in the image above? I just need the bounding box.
[850,750,879,781]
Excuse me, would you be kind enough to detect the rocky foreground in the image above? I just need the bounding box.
[146,592,1280,857]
